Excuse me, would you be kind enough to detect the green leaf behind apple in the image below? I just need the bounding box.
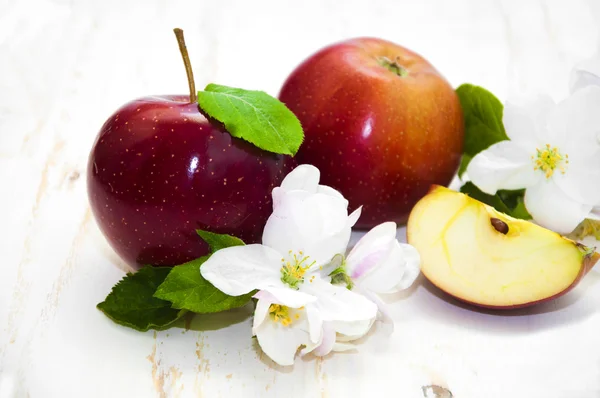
[456,84,508,176]
[460,182,531,220]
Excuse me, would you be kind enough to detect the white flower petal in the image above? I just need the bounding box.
[347,206,362,227]
[317,184,346,201]
[280,164,320,193]
[570,57,600,93]
[263,191,352,265]
[359,241,421,294]
[303,278,377,323]
[346,222,397,278]
[394,243,422,290]
[525,179,594,234]
[354,287,394,326]
[553,158,600,206]
[312,322,336,357]
[262,286,317,308]
[252,296,271,332]
[467,141,540,194]
[550,86,600,159]
[270,188,313,216]
[309,253,342,283]
[270,186,286,212]
[200,244,284,296]
[305,304,323,344]
[504,95,555,146]
[333,318,374,341]
[255,316,310,366]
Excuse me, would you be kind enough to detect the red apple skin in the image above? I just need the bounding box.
[279,37,464,228]
[88,95,294,268]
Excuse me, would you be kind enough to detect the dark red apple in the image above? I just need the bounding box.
[279,37,464,228]
[88,96,292,268]
[88,29,293,268]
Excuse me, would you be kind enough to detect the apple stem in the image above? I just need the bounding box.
[173,28,197,102]
[377,56,408,77]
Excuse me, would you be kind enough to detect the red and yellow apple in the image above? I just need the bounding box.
[407,186,600,309]
[279,37,464,228]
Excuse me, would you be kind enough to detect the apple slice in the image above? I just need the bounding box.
[407,185,600,309]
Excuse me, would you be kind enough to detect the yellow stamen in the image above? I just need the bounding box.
[280,251,316,289]
[269,304,293,326]
[533,144,568,178]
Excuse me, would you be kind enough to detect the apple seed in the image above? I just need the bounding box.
[490,217,509,234]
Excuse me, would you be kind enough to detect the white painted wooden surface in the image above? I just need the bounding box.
[2,0,600,397]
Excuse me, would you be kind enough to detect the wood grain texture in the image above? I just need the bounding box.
[1,0,600,397]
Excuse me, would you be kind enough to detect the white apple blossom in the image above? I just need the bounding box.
[570,56,600,221]
[467,85,600,234]
[344,222,420,318]
[200,165,378,366]
[265,165,421,349]
[570,56,600,94]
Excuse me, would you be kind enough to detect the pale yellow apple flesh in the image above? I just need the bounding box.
[407,186,600,309]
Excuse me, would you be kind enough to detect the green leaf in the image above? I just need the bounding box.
[457,154,472,178]
[460,182,532,220]
[197,84,304,156]
[456,84,509,176]
[510,197,532,220]
[460,182,510,213]
[154,257,254,313]
[197,229,245,253]
[97,267,186,332]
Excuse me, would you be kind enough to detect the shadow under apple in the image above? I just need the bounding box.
[417,271,600,335]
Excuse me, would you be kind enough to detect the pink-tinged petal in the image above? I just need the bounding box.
[305,303,323,344]
[200,244,284,296]
[525,179,593,234]
[358,241,421,294]
[280,164,320,193]
[312,323,336,357]
[467,141,540,195]
[346,222,397,278]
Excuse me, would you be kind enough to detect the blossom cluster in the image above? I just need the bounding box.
[467,60,600,234]
[200,165,421,366]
